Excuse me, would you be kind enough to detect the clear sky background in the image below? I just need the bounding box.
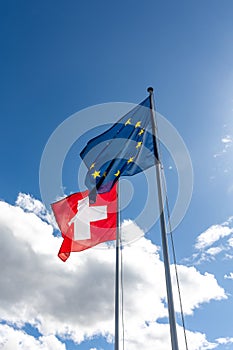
[0,1,233,349]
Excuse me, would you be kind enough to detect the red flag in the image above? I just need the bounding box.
[51,184,118,261]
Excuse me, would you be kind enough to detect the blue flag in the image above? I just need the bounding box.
[80,96,158,201]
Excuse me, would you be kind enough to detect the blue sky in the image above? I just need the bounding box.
[1,1,233,349]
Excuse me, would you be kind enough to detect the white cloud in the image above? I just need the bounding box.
[224,272,233,280]
[195,224,233,250]
[123,322,218,350]
[221,135,232,144]
[0,324,65,350]
[213,134,232,161]
[206,247,223,256]
[216,337,233,345]
[190,218,233,264]
[0,201,61,256]
[15,193,57,229]
[171,265,226,315]
[228,237,233,247]
[121,219,146,245]
[224,253,233,260]
[0,195,228,350]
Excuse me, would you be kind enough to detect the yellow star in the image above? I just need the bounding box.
[90,162,95,170]
[92,170,101,179]
[135,121,141,128]
[127,157,134,164]
[114,170,120,177]
[125,118,131,126]
[138,128,144,136]
[136,141,142,149]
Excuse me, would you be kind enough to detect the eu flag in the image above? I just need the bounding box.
[80,96,158,201]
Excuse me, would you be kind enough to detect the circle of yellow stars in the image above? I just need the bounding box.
[90,118,145,180]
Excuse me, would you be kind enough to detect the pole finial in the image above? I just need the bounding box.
[147,87,154,94]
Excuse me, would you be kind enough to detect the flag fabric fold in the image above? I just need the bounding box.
[51,184,118,261]
[80,96,158,201]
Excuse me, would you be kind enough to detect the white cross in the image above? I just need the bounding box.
[68,197,107,241]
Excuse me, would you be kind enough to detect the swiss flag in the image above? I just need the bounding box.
[51,184,118,261]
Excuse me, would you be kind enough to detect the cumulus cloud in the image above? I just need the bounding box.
[0,324,65,350]
[15,193,57,229]
[171,266,226,315]
[122,322,217,350]
[0,195,228,350]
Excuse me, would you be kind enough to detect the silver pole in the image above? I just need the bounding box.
[147,87,179,350]
[114,183,120,350]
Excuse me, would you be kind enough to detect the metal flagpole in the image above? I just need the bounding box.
[114,183,120,350]
[147,87,179,350]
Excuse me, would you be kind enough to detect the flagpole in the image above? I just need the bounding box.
[147,87,179,350]
[114,183,120,350]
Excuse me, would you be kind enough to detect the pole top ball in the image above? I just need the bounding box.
[147,87,154,94]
